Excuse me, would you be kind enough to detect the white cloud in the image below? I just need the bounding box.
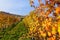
[0,0,33,15]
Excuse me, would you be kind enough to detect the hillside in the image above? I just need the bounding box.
[0,21,28,40]
[0,11,31,40]
[0,11,24,28]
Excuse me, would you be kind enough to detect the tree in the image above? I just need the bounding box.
[23,0,60,40]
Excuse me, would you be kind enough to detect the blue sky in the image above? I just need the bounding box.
[0,0,44,15]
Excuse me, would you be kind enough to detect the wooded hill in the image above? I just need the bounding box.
[0,11,24,28]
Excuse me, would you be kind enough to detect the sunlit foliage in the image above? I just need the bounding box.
[23,0,60,40]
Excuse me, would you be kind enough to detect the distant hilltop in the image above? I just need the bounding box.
[0,11,24,28]
[0,11,24,18]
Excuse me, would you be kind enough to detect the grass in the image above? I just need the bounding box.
[0,21,29,40]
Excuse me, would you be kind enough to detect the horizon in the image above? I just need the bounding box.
[0,0,44,16]
[0,0,35,16]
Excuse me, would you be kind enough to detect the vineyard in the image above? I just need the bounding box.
[0,0,60,40]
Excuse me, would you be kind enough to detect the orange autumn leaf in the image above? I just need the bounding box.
[55,7,60,14]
